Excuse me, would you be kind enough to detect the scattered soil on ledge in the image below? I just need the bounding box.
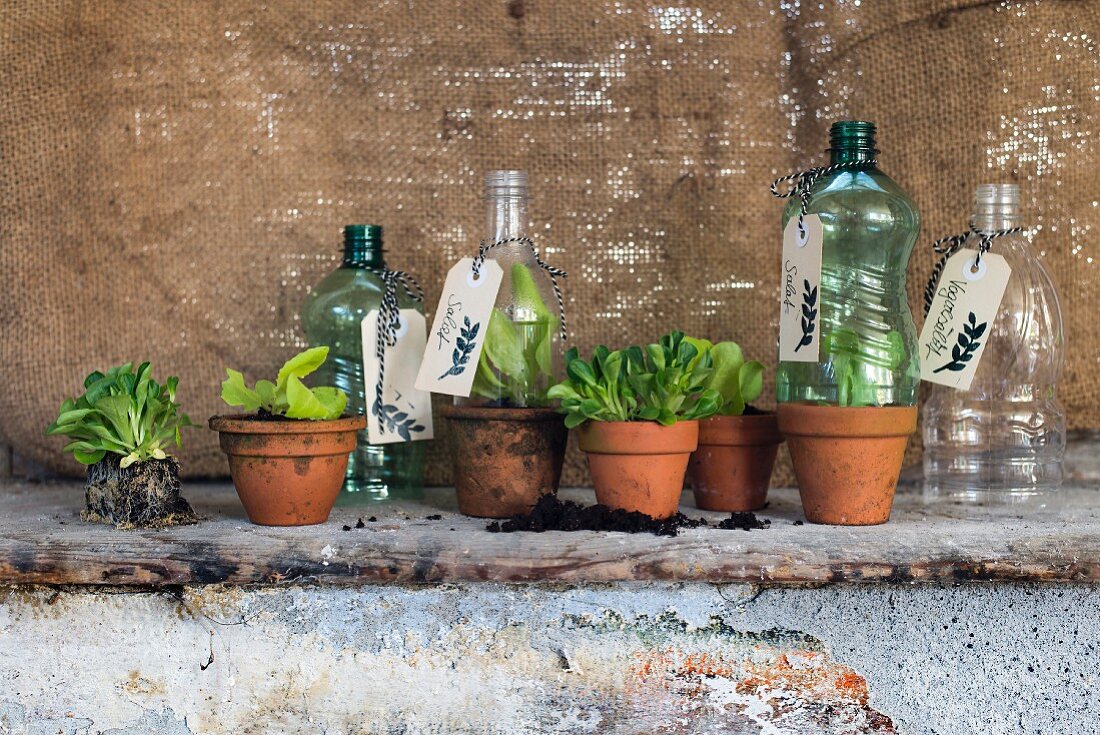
[716,512,771,531]
[486,494,771,537]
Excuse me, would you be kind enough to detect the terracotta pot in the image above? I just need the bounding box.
[209,415,365,526]
[576,420,698,519]
[777,404,917,526]
[689,413,783,512]
[441,404,568,518]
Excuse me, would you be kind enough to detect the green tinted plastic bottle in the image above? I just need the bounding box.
[301,225,425,502]
[776,121,921,407]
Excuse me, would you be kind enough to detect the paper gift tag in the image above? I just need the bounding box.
[415,257,504,397]
[779,215,824,362]
[362,309,434,444]
[919,249,1011,390]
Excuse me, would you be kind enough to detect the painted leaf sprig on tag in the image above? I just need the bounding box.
[439,316,479,380]
[934,312,987,373]
[796,279,818,352]
[374,401,426,441]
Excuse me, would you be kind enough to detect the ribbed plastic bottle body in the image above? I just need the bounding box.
[776,166,921,407]
[922,192,1065,498]
[300,238,425,502]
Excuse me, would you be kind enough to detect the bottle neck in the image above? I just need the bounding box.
[829,147,877,166]
[973,204,1021,232]
[486,193,530,241]
[342,243,385,269]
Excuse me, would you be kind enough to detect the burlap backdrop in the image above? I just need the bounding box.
[2,1,1096,486]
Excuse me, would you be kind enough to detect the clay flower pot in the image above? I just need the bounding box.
[577,420,699,519]
[689,413,783,512]
[777,404,917,526]
[209,415,365,526]
[442,405,568,518]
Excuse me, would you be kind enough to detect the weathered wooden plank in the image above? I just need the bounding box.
[2,479,1099,586]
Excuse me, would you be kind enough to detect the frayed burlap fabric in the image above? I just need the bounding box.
[2,1,1096,485]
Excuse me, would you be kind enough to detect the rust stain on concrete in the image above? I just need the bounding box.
[629,645,895,732]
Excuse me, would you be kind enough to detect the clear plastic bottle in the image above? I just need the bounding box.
[922,184,1066,500]
[301,224,425,502]
[458,170,559,408]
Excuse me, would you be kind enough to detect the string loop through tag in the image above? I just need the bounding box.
[373,268,424,429]
[471,236,568,341]
[770,159,877,238]
[922,220,1024,316]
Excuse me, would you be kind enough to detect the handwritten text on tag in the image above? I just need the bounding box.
[363,309,434,444]
[415,257,503,397]
[919,249,1011,390]
[779,215,824,362]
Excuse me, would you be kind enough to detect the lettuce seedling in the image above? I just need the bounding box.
[471,263,556,406]
[823,328,906,407]
[688,338,764,416]
[221,346,348,420]
[45,362,193,468]
[548,331,721,428]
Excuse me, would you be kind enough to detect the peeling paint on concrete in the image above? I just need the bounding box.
[0,583,1097,733]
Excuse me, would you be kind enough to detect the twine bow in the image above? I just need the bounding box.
[471,236,568,341]
[373,268,424,429]
[770,159,878,237]
[922,221,1024,316]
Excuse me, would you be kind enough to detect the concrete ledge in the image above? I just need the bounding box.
[2,480,1099,586]
[2,582,1097,733]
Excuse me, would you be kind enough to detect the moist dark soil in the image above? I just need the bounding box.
[716,512,771,531]
[251,409,293,421]
[742,404,767,416]
[238,410,355,421]
[485,494,770,537]
[83,456,199,529]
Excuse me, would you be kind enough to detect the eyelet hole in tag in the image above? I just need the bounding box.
[963,256,987,282]
[416,257,504,397]
[919,248,1011,391]
[779,214,824,363]
[393,313,409,339]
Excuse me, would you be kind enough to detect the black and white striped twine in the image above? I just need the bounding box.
[770,159,878,236]
[472,236,568,341]
[922,221,1024,316]
[373,268,424,430]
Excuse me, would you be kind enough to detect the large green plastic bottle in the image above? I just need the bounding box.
[300,225,425,502]
[776,121,921,408]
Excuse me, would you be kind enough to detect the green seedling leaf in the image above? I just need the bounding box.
[483,308,528,385]
[276,346,329,389]
[310,386,348,420]
[739,360,764,405]
[284,374,336,420]
[255,379,277,410]
[548,332,726,428]
[222,348,349,421]
[47,362,191,467]
[511,263,553,322]
[221,369,262,412]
